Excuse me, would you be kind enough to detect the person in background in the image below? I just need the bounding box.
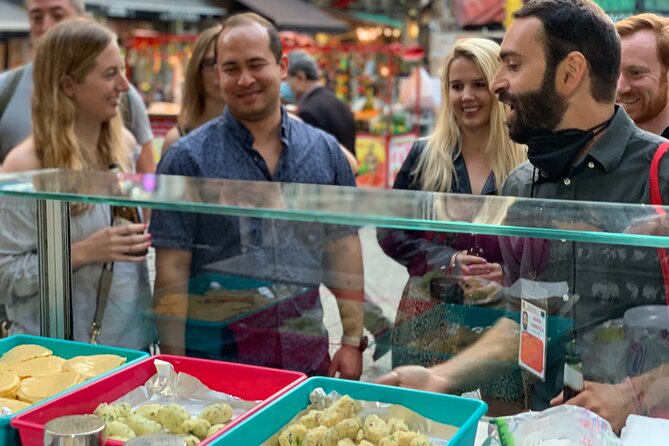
[286,51,358,173]
[161,25,225,154]
[286,51,357,156]
[377,37,526,414]
[0,18,155,350]
[379,0,669,434]
[0,0,155,175]
[151,13,364,379]
[615,13,669,137]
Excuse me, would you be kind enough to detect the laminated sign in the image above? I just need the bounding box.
[519,298,547,380]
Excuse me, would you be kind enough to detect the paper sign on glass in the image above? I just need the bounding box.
[519,299,547,380]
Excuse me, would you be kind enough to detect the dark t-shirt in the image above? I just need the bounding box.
[298,86,356,155]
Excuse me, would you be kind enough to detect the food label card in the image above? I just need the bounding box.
[519,299,547,380]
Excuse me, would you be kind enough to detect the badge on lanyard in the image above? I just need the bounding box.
[519,298,548,380]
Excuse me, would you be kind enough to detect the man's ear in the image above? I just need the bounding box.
[556,51,587,97]
[279,54,288,80]
[61,75,76,99]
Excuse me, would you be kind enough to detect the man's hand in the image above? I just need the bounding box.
[375,365,449,393]
[624,213,669,236]
[550,380,634,434]
[328,344,362,380]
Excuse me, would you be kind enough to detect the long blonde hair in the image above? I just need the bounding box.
[414,38,526,193]
[178,25,223,131]
[32,18,126,172]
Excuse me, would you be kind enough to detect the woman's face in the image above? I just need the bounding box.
[448,56,493,133]
[201,43,223,103]
[70,41,129,124]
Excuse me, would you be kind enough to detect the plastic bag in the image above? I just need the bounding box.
[485,405,621,446]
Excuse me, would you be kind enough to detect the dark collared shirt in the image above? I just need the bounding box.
[379,139,501,277]
[393,139,497,194]
[150,107,355,280]
[501,107,669,406]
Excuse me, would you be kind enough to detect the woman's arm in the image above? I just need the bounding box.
[161,127,181,156]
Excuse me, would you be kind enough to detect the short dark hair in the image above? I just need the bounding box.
[287,51,319,80]
[514,0,620,102]
[219,12,283,63]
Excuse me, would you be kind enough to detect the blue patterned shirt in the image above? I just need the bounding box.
[150,107,356,280]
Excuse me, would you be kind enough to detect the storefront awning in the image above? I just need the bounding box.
[0,1,29,33]
[234,0,348,34]
[348,11,403,29]
[85,0,225,19]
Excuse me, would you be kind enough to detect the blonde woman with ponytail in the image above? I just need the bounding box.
[377,38,526,410]
[0,18,155,350]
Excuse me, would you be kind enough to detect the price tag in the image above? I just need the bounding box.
[519,298,547,380]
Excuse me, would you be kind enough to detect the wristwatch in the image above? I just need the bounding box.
[341,335,368,352]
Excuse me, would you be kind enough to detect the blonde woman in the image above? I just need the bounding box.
[0,18,155,350]
[161,25,225,153]
[378,38,526,411]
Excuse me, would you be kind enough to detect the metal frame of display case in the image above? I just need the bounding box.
[36,200,72,339]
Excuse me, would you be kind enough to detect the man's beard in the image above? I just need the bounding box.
[636,72,668,124]
[498,65,569,144]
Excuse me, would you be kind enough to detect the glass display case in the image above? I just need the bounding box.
[1,168,668,436]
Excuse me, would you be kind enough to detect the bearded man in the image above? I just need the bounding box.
[378,0,669,434]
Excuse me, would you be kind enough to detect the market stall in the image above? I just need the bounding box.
[124,30,199,155]
[125,29,200,105]
[282,35,428,188]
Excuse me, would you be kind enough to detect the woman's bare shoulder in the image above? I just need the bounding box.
[1,138,40,173]
[121,127,137,151]
[161,126,181,155]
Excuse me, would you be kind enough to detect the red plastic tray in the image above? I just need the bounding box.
[11,354,306,445]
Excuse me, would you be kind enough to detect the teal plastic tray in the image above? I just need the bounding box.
[212,376,488,446]
[0,334,148,445]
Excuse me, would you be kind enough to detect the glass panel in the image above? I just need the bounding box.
[377,225,669,430]
[0,169,668,248]
[0,196,42,338]
[1,171,667,436]
[0,197,154,349]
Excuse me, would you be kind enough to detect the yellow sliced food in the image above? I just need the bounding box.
[0,397,30,413]
[10,356,64,378]
[18,370,83,403]
[62,355,126,379]
[0,345,52,365]
[0,372,20,397]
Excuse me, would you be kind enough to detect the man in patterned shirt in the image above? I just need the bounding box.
[150,13,364,378]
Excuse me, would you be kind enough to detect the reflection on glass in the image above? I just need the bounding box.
[0,197,155,349]
[1,170,669,434]
[1,169,669,246]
